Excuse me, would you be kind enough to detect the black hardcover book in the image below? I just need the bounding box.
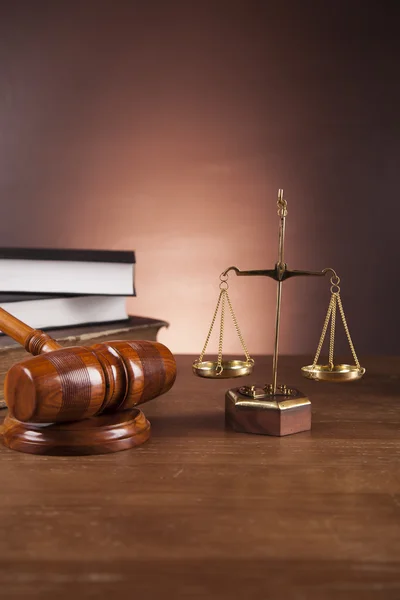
[0,248,135,263]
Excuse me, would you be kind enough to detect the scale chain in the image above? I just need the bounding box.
[197,289,224,364]
[217,291,226,372]
[313,289,362,372]
[329,293,337,369]
[225,292,252,363]
[337,294,361,370]
[312,293,335,368]
[196,279,253,373]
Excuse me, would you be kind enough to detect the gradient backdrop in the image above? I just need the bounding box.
[0,1,399,356]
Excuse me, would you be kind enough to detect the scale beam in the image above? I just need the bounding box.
[221,264,329,282]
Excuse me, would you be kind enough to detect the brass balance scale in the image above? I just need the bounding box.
[192,190,365,436]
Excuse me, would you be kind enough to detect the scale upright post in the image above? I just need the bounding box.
[272,189,286,395]
[224,189,319,437]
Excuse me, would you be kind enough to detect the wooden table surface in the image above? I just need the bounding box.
[0,355,399,599]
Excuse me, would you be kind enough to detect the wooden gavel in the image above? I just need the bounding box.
[0,308,176,424]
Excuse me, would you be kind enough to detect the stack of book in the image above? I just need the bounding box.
[0,248,136,330]
[0,247,169,408]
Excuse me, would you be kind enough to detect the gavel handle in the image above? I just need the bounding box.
[0,307,61,355]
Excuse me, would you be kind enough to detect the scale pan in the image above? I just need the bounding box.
[192,360,254,379]
[301,364,366,382]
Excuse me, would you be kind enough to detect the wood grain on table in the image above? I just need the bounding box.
[0,355,399,599]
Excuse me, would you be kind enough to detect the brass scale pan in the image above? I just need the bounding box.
[193,360,254,379]
[193,360,364,382]
[301,364,365,382]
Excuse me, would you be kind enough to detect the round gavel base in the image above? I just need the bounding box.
[2,409,151,456]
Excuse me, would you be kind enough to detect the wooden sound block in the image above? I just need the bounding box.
[1,409,151,455]
[225,386,311,436]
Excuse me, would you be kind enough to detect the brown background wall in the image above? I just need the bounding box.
[0,1,398,356]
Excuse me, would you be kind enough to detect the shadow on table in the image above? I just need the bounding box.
[147,410,229,437]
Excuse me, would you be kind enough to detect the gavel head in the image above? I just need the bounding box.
[5,340,176,424]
